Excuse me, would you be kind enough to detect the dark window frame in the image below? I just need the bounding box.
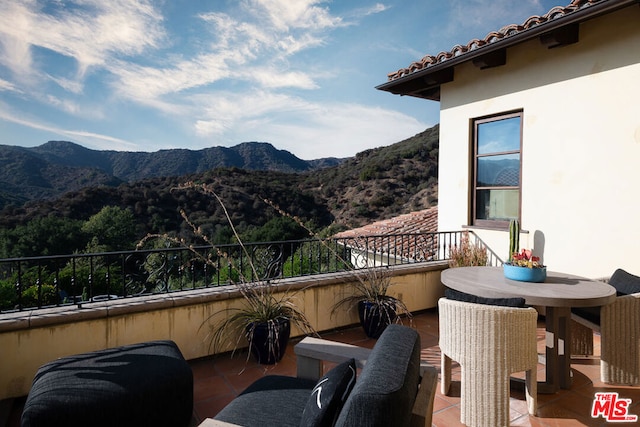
[471,111,523,229]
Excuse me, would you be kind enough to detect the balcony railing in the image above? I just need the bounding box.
[0,230,496,314]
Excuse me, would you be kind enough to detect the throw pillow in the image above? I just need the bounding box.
[300,358,357,427]
[445,287,526,308]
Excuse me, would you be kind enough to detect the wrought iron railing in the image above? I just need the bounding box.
[0,231,474,313]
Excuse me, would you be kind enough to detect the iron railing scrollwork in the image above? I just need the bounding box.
[0,231,488,313]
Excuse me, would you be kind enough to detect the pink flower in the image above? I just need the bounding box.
[511,249,543,268]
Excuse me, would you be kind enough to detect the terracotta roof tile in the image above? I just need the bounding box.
[387,0,609,81]
[334,207,439,262]
[335,207,438,238]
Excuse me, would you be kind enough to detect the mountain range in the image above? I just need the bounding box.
[0,141,342,208]
[0,125,439,235]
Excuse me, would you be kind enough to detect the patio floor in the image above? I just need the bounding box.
[4,308,640,426]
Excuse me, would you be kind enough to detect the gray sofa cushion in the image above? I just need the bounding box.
[335,324,421,427]
[214,325,420,427]
[215,376,316,427]
[21,340,193,427]
[300,358,357,427]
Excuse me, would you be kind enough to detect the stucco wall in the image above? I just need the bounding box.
[437,6,640,278]
[0,262,446,400]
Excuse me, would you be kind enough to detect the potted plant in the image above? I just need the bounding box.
[140,183,317,365]
[503,220,546,282]
[331,266,411,338]
[504,249,547,282]
[262,199,413,339]
[205,278,316,364]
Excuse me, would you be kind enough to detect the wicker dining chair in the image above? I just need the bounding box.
[572,269,640,385]
[439,297,538,427]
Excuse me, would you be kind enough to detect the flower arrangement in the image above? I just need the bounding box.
[509,249,544,269]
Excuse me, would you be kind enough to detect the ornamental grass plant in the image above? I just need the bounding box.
[138,182,317,365]
[447,231,489,267]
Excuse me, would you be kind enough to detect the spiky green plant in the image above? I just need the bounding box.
[509,219,520,263]
[138,182,317,364]
[330,265,411,320]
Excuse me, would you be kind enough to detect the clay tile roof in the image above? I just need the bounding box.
[335,207,438,238]
[334,207,439,262]
[386,0,615,82]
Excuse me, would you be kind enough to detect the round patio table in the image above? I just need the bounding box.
[441,266,616,393]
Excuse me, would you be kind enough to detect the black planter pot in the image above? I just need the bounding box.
[246,318,291,364]
[358,300,397,339]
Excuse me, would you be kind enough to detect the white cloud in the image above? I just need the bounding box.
[110,51,240,100]
[354,3,390,17]
[108,1,332,106]
[184,90,429,159]
[0,78,22,93]
[0,0,165,79]
[265,103,429,159]
[247,68,318,89]
[46,74,84,94]
[0,103,136,150]
[245,0,344,31]
[0,36,32,80]
[0,0,432,159]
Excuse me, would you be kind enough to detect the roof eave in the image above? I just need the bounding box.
[376,0,639,100]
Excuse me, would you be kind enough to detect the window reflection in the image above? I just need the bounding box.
[473,113,522,226]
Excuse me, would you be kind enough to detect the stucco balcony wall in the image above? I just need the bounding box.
[0,262,447,400]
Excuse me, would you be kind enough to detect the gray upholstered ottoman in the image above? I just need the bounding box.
[21,340,193,427]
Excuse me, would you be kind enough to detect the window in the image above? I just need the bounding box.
[472,112,522,228]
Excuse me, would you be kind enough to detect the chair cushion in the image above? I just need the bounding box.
[571,269,640,326]
[609,268,640,296]
[571,305,601,325]
[445,288,526,308]
[300,358,357,427]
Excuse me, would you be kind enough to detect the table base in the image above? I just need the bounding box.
[512,307,573,394]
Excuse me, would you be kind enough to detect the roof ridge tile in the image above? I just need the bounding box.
[387,0,608,81]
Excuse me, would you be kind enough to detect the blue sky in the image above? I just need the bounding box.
[0,0,560,160]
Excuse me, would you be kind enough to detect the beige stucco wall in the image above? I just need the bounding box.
[438,6,640,278]
[0,262,446,400]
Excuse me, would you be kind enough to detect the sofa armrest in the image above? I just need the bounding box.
[411,365,438,427]
[294,336,372,380]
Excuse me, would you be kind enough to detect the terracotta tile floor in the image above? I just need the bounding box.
[5,308,640,426]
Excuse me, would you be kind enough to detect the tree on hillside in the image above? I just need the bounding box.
[81,206,137,252]
[0,216,86,258]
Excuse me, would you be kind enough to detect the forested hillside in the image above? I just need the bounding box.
[0,125,438,258]
[0,140,342,208]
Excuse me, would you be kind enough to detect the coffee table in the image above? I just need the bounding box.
[441,266,616,393]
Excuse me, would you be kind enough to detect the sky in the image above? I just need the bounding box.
[0,0,562,160]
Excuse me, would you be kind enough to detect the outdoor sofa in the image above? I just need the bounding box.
[200,324,438,427]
